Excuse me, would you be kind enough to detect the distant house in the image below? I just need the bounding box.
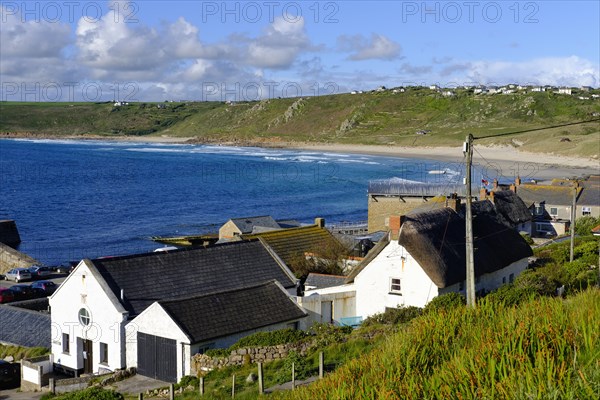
[558,87,572,95]
[219,216,297,239]
[479,188,533,235]
[441,91,455,97]
[49,240,301,382]
[299,207,532,324]
[530,87,545,92]
[429,85,440,91]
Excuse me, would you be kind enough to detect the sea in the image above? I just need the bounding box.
[0,138,481,265]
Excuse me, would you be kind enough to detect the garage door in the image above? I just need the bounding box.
[137,332,177,382]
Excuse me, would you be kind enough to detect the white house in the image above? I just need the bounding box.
[558,87,572,95]
[49,240,301,382]
[300,206,532,322]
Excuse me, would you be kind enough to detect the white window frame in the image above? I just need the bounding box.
[62,333,70,354]
[582,207,592,216]
[549,207,558,216]
[99,342,108,364]
[389,278,402,294]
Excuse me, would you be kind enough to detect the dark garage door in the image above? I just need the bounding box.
[137,332,177,382]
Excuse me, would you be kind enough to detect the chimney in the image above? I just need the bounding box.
[515,176,521,186]
[388,215,404,240]
[315,217,325,228]
[509,184,516,193]
[489,190,495,204]
[446,193,461,212]
[479,188,487,201]
[493,179,498,189]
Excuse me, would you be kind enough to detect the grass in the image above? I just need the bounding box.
[277,289,600,400]
[2,89,599,158]
[0,344,49,361]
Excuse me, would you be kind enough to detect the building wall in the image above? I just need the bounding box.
[355,241,439,315]
[368,196,434,233]
[439,258,529,296]
[126,303,190,381]
[0,242,40,274]
[219,221,241,239]
[297,287,356,329]
[50,261,127,375]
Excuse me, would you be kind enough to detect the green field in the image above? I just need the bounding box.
[1,87,599,158]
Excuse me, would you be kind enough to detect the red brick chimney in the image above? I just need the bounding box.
[445,193,461,212]
[509,184,516,193]
[388,215,404,240]
[479,188,487,201]
[489,190,495,204]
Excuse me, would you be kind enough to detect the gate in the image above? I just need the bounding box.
[137,332,177,382]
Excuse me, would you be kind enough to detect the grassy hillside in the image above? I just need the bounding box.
[278,289,600,400]
[1,87,599,157]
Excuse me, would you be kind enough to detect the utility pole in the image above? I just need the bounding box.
[464,134,476,307]
[570,183,577,262]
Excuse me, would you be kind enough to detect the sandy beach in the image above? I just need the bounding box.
[3,133,598,181]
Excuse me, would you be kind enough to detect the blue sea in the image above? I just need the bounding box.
[1,139,475,265]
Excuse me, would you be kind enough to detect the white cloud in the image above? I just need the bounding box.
[338,33,401,61]
[465,56,599,87]
[246,16,310,69]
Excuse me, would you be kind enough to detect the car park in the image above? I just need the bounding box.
[4,268,32,282]
[29,265,51,279]
[0,287,15,303]
[9,284,39,301]
[0,360,20,389]
[30,280,58,295]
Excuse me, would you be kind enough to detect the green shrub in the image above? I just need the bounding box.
[485,283,539,307]
[575,216,600,236]
[423,292,466,314]
[514,269,557,296]
[362,306,423,326]
[204,348,230,358]
[231,329,309,350]
[175,375,199,390]
[275,351,311,384]
[308,323,352,347]
[42,387,124,400]
[520,232,534,245]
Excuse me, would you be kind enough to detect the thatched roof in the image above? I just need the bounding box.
[472,190,532,228]
[399,208,532,288]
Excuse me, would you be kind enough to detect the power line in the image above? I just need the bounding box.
[472,119,600,141]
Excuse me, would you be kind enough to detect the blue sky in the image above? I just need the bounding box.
[1,1,598,101]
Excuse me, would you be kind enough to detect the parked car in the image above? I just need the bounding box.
[30,280,57,295]
[4,268,32,282]
[0,360,20,389]
[29,265,51,279]
[9,284,39,301]
[0,287,15,304]
[54,263,76,274]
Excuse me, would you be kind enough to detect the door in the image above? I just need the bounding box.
[82,339,93,374]
[321,301,333,324]
[137,332,177,382]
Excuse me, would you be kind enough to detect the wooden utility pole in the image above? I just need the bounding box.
[464,134,476,307]
[570,184,577,262]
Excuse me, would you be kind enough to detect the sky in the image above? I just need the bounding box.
[1,0,599,101]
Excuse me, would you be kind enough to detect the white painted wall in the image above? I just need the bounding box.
[298,285,356,329]
[355,240,440,315]
[49,260,128,375]
[126,303,190,381]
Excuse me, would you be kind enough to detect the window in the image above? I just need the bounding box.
[534,205,544,216]
[100,343,108,364]
[389,278,401,294]
[459,281,464,291]
[78,308,91,326]
[550,207,558,216]
[536,222,550,232]
[62,333,70,353]
[502,277,506,284]
[582,207,592,216]
[509,273,515,283]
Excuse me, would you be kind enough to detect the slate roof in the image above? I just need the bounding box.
[242,225,342,267]
[346,234,390,283]
[304,273,347,289]
[578,176,600,207]
[91,240,297,317]
[516,184,581,207]
[158,281,306,344]
[0,305,50,348]
[229,216,281,234]
[398,208,533,288]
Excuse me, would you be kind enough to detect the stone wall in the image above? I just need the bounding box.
[0,242,40,274]
[191,342,313,375]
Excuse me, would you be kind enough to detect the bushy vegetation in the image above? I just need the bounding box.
[0,344,49,361]
[40,387,123,400]
[575,216,600,236]
[362,306,423,326]
[423,291,466,314]
[278,289,600,400]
